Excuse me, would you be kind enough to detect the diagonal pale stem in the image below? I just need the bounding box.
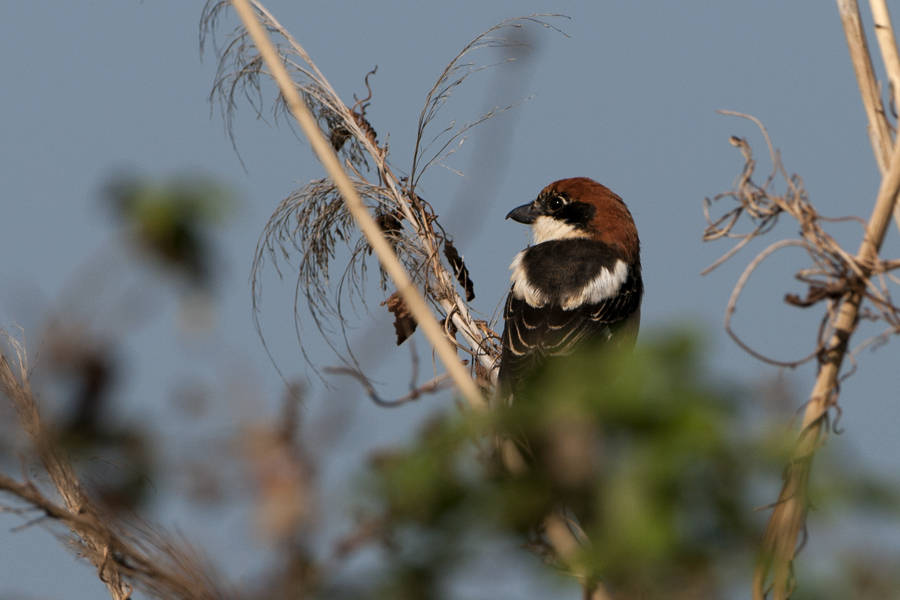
[230,0,488,413]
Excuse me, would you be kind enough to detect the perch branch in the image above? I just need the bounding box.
[323,366,452,407]
[231,0,488,413]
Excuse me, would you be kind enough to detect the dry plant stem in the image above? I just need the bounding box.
[754,4,900,597]
[869,0,900,104]
[543,513,612,600]
[0,341,131,600]
[839,0,894,174]
[230,0,487,413]
[754,139,900,600]
[2,336,236,600]
[839,0,900,237]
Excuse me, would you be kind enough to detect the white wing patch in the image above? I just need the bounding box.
[531,216,590,244]
[560,259,629,309]
[509,254,629,310]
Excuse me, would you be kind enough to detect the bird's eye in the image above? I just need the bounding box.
[548,196,565,211]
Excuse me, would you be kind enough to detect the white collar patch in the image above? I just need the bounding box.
[530,216,590,244]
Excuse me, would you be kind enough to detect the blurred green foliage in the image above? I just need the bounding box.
[106,175,232,288]
[359,330,900,600]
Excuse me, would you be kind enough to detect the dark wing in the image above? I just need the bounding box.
[498,268,643,396]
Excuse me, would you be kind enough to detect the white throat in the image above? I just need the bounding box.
[530,215,590,244]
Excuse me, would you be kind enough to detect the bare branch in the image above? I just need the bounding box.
[0,331,235,600]
[228,0,490,415]
[705,113,900,374]
[323,367,452,407]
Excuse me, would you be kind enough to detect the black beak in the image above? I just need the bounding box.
[505,202,541,224]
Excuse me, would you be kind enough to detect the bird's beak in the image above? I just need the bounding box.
[505,202,541,224]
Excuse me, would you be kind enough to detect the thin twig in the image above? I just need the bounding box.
[323,367,452,407]
[723,239,828,368]
[706,112,900,365]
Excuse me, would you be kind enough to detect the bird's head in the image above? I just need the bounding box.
[506,177,640,264]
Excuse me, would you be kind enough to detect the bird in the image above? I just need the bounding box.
[497,177,643,398]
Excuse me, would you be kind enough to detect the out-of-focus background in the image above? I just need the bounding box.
[1,2,899,598]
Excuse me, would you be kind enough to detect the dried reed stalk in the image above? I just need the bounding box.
[839,0,894,174]
[200,1,552,391]
[704,3,900,596]
[841,0,900,235]
[753,5,900,595]
[229,0,488,413]
[754,144,900,599]
[870,0,900,106]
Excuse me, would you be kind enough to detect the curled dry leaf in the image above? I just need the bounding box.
[331,67,380,153]
[374,210,404,254]
[784,281,850,308]
[443,239,475,301]
[382,291,417,345]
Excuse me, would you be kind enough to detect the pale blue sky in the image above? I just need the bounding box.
[1,2,899,598]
